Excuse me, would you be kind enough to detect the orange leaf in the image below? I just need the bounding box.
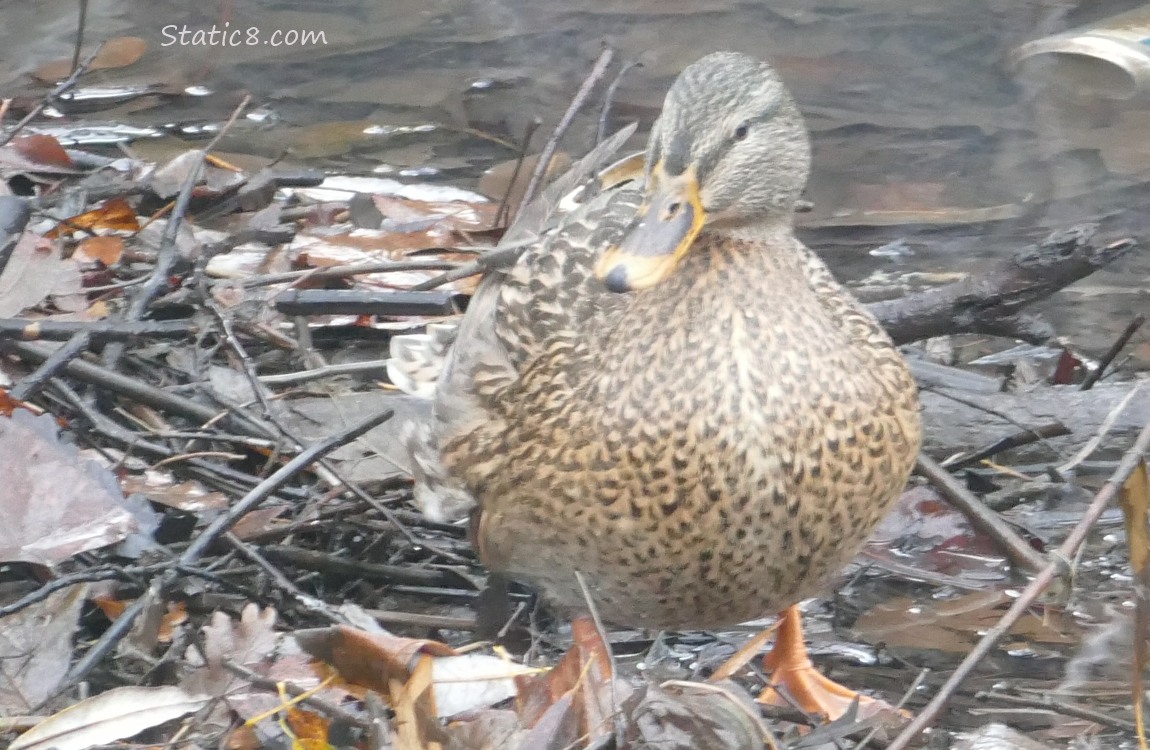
[76,235,126,265]
[286,707,332,744]
[11,134,74,169]
[48,196,140,238]
[34,36,148,81]
[294,625,455,695]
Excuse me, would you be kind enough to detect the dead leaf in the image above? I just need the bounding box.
[0,233,84,317]
[9,685,207,750]
[75,235,125,265]
[183,605,281,699]
[10,135,74,170]
[33,36,148,82]
[295,626,455,696]
[0,585,88,714]
[0,409,137,566]
[47,196,140,238]
[121,471,229,513]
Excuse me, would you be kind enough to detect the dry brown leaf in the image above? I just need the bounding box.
[0,233,84,317]
[854,590,1078,651]
[372,195,498,232]
[48,196,140,238]
[0,409,137,566]
[10,134,74,170]
[121,471,229,513]
[294,625,456,696]
[0,584,88,714]
[33,36,148,81]
[181,604,280,705]
[75,235,125,265]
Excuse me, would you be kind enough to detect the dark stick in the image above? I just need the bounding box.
[940,421,1071,471]
[101,94,251,372]
[10,331,90,401]
[869,225,1135,346]
[519,47,615,212]
[0,317,193,342]
[70,0,88,76]
[1080,314,1146,391]
[888,417,1150,750]
[596,59,639,146]
[4,339,277,439]
[61,409,393,687]
[495,118,541,229]
[916,454,1048,573]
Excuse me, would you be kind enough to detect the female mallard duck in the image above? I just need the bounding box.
[396,51,921,718]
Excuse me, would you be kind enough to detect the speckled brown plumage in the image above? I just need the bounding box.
[401,51,922,631]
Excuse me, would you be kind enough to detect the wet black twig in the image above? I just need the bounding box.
[1081,314,1146,391]
[5,339,278,440]
[889,417,1150,750]
[870,225,1136,346]
[409,243,527,291]
[70,0,88,76]
[223,533,341,622]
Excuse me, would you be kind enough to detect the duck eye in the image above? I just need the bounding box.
[733,122,750,141]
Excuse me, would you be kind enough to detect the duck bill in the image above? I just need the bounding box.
[595,167,706,292]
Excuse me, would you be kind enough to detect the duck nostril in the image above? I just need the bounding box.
[666,202,681,218]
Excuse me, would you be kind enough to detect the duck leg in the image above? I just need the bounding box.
[758,605,896,721]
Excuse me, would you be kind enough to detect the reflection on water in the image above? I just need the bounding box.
[0,0,1147,361]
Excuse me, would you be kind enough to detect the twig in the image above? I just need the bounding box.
[60,409,393,687]
[976,690,1136,733]
[916,453,1048,573]
[101,94,251,371]
[11,330,91,401]
[0,43,104,147]
[1056,380,1146,476]
[941,421,1070,471]
[223,532,340,622]
[0,317,193,342]
[1081,314,1146,390]
[70,0,89,76]
[888,417,1150,750]
[519,47,615,212]
[596,59,640,146]
[409,242,529,292]
[495,118,541,229]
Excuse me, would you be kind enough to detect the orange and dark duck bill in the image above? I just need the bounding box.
[594,162,706,293]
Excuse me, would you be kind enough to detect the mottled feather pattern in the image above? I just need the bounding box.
[401,52,921,630]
